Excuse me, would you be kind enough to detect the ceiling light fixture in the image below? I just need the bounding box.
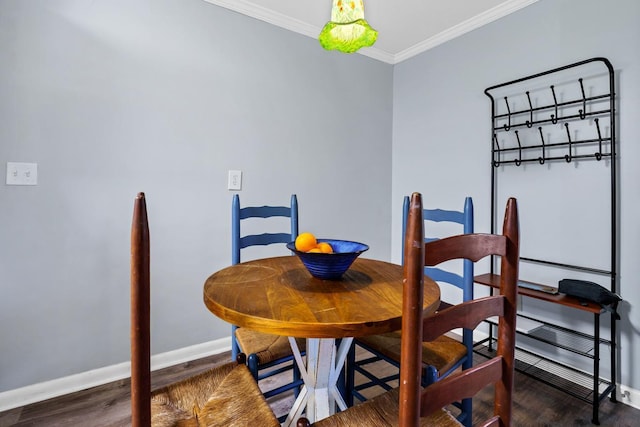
[319,0,377,54]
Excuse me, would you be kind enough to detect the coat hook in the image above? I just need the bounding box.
[493,133,501,167]
[578,78,587,120]
[594,118,603,160]
[564,123,572,162]
[514,130,522,166]
[550,85,559,124]
[537,127,546,164]
[503,97,511,131]
[525,91,534,128]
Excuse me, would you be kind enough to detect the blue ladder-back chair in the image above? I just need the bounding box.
[346,196,474,426]
[231,194,304,408]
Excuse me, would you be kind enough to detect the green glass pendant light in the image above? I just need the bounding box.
[319,0,377,53]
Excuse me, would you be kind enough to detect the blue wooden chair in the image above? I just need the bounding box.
[346,196,474,426]
[231,194,304,407]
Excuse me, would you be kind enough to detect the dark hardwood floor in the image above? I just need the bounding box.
[0,350,636,426]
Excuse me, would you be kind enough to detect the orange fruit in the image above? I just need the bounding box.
[307,248,322,253]
[317,242,334,254]
[295,232,317,252]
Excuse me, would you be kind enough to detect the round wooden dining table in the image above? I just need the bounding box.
[203,255,440,426]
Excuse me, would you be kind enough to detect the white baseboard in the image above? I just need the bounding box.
[619,385,640,410]
[0,337,231,413]
[2,334,639,413]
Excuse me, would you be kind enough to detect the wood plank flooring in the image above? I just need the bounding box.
[1,349,637,426]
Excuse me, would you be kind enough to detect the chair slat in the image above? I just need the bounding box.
[424,208,465,223]
[240,205,292,219]
[422,296,505,342]
[240,232,292,248]
[419,357,503,417]
[424,233,507,265]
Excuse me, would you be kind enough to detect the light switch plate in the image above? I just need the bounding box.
[6,162,38,185]
[228,170,242,190]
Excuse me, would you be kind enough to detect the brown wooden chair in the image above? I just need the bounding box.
[131,192,280,427]
[297,192,519,427]
[347,197,474,425]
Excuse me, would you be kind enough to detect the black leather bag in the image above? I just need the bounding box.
[558,279,621,306]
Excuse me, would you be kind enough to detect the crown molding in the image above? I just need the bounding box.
[203,0,538,65]
[204,0,319,39]
[394,0,539,63]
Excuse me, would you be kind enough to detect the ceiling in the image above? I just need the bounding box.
[203,0,538,64]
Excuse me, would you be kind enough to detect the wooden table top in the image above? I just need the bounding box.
[203,256,440,339]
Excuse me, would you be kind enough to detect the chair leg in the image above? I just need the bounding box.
[247,353,260,381]
[460,350,473,427]
[460,397,472,427]
[247,351,304,401]
[293,360,301,398]
[345,341,356,407]
[231,325,240,361]
[333,338,347,402]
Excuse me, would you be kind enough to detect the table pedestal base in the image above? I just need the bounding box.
[282,337,353,426]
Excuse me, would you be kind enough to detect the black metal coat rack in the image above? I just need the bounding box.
[482,57,617,425]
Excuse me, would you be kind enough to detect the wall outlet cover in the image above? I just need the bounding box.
[6,162,38,185]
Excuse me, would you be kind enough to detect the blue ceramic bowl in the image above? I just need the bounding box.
[286,239,369,280]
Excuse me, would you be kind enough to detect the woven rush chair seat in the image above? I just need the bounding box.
[234,329,305,366]
[151,360,279,427]
[355,332,468,379]
[306,388,460,427]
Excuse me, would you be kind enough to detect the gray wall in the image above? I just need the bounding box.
[392,0,640,389]
[2,0,639,397]
[0,0,393,392]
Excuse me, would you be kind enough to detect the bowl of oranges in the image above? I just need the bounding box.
[286,232,369,280]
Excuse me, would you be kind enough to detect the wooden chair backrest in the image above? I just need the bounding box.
[399,193,519,427]
[231,194,299,265]
[131,192,151,427]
